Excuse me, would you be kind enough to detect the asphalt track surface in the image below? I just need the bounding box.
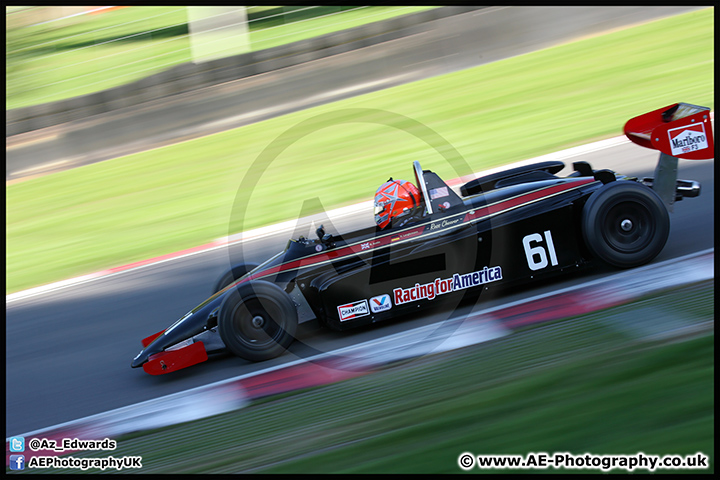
[6,142,714,437]
[5,7,712,437]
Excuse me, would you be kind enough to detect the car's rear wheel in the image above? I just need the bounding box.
[582,181,669,268]
[218,281,297,361]
[213,263,260,294]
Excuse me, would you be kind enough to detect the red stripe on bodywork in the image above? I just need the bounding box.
[463,178,595,222]
[141,329,166,347]
[238,179,596,284]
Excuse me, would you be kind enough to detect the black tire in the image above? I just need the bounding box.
[213,263,260,294]
[218,281,298,361]
[582,181,669,268]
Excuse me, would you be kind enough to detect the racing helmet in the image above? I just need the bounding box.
[374,179,422,229]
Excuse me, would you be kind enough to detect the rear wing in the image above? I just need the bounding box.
[624,103,714,210]
[624,103,714,160]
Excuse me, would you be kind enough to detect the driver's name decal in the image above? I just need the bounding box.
[393,266,502,305]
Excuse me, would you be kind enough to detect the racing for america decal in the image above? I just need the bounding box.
[337,300,370,322]
[393,266,502,305]
[668,122,708,156]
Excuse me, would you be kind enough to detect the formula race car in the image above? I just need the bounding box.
[132,103,714,375]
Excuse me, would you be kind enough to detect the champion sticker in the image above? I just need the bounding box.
[369,294,392,313]
[337,300,370,322]
[393,266,502,305]
[668,122,708,156]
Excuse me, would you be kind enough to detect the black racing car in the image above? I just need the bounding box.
[132,103,713,375]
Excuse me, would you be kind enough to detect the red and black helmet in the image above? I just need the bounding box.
[374,179,422,229]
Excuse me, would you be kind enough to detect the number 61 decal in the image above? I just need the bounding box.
[523,230,558,271]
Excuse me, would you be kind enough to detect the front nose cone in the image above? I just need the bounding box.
[131,353,144,368]
[131,348,151,368]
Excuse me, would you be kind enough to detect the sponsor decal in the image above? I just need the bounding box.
[369,294,392,313]
[430,218,462,230]
[337,300,370,321]
[393,266,502,305]
[430,186,449,199]
[668,122,708,156]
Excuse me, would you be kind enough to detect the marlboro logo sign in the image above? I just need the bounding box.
[668,122,709,156]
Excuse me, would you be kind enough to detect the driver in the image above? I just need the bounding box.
[374,178,423,229]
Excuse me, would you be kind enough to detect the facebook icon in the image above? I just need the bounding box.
[9,454,25,471]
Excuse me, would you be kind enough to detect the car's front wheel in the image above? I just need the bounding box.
[218,281,298,361]
[582,181,669,268]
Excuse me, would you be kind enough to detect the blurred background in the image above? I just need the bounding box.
[6,6,435,108]
[6,6,714,473]
[6,5,713,294]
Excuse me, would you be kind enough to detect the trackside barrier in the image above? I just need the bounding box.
[6,248,713,466]
[6,7,479,136]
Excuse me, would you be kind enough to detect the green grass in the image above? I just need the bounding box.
[30,283,713,473]
[5,8,714,294]
[5,6,435,109]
